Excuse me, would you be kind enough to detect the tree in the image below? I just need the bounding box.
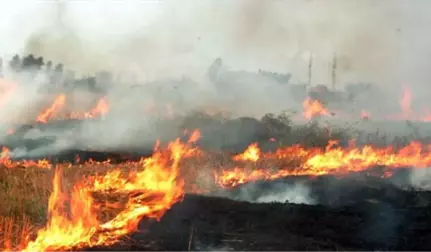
[22,54,36,70]
[35,56,44,70]
[54,63,63,74]
[45,61,53,72]
[9,54,21,72]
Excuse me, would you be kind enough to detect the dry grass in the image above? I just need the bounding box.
[0,167,52,250]
[0,151,296,250]
[0,168,51,223]
[0,112,425,250]
[0,163,141,250]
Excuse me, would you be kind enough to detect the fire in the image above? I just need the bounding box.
[215,140,431,188]
[20,133,196,251]
[187,130,201,144]
[67,97,109,120]
[302,97,329,120]
[387,86,431,122]
[0,147,51,169]
[233,142,261,162]
[36,95,66,123]
[0,216,33,252]
[36,95,109,123]
[5,128,431,250]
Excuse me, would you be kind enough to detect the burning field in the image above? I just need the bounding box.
[0,58,431,252]
[3,92,431,251]
[3,55,431,251]
[0,72,431,251]
[3,0,431,250]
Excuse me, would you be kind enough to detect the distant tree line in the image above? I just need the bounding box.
[9,54,63,74]
[2,53,113,94]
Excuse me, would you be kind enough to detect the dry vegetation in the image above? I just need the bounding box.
[0,162,141,250]
[0,112,426,250]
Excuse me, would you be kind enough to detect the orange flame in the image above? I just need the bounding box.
[232,143,261,162]
[302,97,329,120]
[216,140,431,188]
[7,129,431,250]
[0,147,51,169]
[20,133,197,251]
[36,95,66,123]
[67,97,109,120]
[388,86,431,122]
[36,96,109,123]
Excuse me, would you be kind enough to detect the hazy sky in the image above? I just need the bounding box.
[1,0,431,89]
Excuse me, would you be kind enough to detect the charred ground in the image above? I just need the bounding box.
[86,174,431,251]
[2,111,431,251]
[1,53,431,251]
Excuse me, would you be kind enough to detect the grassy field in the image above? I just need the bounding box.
[0,147,308,249]
[0,112,430,251]
[0,162,142,250]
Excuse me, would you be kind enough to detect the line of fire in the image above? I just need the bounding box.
[1,36,431,251]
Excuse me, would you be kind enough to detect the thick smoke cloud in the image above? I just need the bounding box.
[1,0,430,85]
[1,0,431,157]
[3,0,431,119]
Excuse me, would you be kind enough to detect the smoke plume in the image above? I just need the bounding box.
[0,0,431,156]
[3,0,429,84]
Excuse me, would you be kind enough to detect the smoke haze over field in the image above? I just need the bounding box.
[0,0,430,87]
[2,0,431,159]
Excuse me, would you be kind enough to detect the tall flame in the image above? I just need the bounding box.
[36,95,67,123]
[6,129,431,250]
[20,132,197,251]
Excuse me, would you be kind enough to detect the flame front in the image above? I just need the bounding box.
[215,140,431,188]
[36,95,67,123]
[21,136,191,251]
[36,95,109,123]
[6,129,431,250]
[0,147,51,169]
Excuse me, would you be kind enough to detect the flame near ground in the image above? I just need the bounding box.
[4,75,431,250]
[2,129,431,250]
[11,134,197,251]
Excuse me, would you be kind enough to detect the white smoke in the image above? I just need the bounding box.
[408,167,431,190]
[255,183,316,205]
[0,0,430,157]
[229,182,316,205]
[1,0,430,85]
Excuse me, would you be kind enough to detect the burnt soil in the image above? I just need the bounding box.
[84,172,431,251]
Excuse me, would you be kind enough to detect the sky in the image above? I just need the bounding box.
[0,0,431,90]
